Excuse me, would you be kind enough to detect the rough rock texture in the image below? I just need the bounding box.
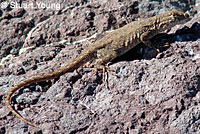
[0,0,200,134]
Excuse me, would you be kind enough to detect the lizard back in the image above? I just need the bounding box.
[92,9,189,59]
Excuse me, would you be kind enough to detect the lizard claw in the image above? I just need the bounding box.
[156,48,160,53]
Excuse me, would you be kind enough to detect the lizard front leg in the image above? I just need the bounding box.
[140,30,160,52]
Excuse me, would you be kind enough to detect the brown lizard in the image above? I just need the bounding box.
[6,9,190,127]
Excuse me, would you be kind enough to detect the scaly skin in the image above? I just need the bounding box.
[6,9,190,127]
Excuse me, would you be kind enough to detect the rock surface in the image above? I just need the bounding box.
[0,0,200,134]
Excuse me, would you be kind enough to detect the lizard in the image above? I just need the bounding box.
[6,9,190,127]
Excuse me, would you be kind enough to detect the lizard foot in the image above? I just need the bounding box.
[93,63,119,84]
[154,42,170,52]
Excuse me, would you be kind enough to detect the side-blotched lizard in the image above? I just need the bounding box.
[6,9,190,127]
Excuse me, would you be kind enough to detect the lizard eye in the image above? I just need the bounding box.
[184,13,189,18]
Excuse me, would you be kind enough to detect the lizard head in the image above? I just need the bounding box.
[168,9,190,23]
[156,9,191,31]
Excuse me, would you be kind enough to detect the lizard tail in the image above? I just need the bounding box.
[6,78,41,127]
[6,49,96,127]
[6,72,61,128]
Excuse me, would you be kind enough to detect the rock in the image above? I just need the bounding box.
[0,0,199,133]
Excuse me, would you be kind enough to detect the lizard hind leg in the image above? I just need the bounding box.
[93,64,109,84]
[93,63,119,84]
[80,47,119,84]
[92,50,119,84]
